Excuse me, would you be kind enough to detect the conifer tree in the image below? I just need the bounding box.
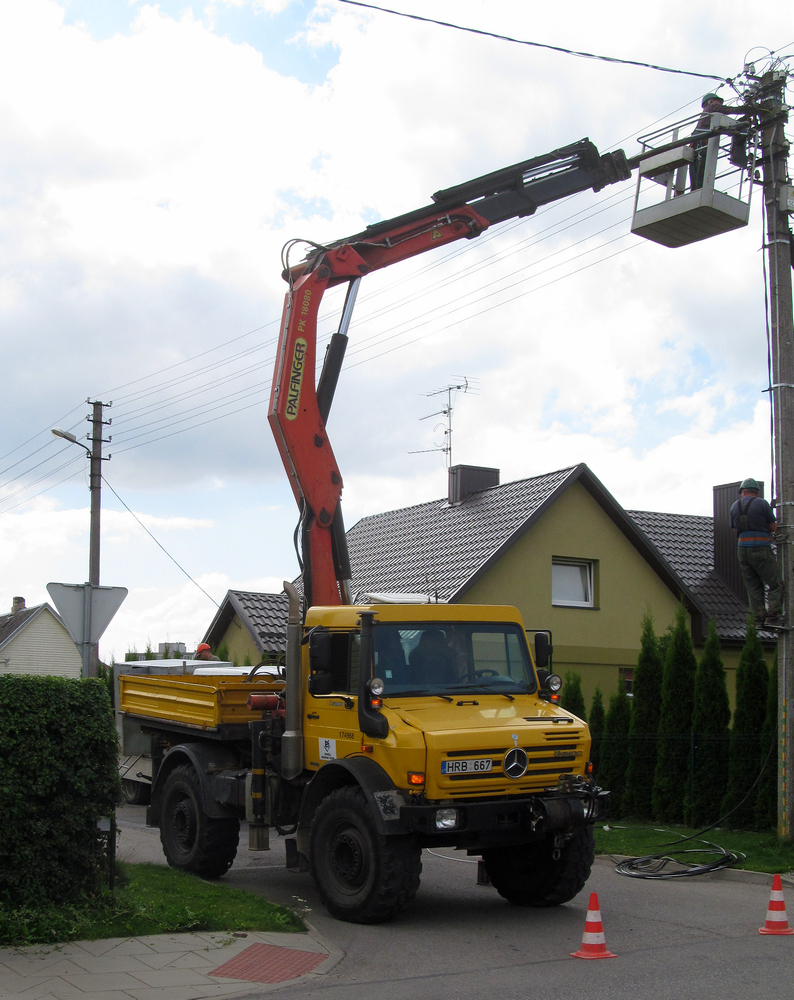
[652,605,697,822]
[623,613,664,819]
[589,687,605,778]
[561,671,587,721]
[599,679,632,816]
[686,620,731,827]
[721,619,769,828]
[754,653,778,831]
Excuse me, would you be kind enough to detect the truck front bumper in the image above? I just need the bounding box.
[399,782,609,849]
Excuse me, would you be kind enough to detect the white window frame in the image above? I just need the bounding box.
[551,558,595,608]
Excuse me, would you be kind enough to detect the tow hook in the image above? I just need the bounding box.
[552,832,564,861]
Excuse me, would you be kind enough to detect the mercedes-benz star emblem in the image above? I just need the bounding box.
[503,746,528,779]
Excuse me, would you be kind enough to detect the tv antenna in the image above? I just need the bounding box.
[409,377,479,468]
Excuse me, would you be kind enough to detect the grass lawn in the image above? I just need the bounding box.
[594,821,794,875]
[0,862,304,947]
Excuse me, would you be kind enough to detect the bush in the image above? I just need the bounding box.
[623,613,664,820]
[589,688,605,778]
[599,679,631,817]
[652,605,696,823]
[561,671,586,721]
[686,620,731,827]
[722,619,769,828]
[754,652,778,830]
[0,676,121,909]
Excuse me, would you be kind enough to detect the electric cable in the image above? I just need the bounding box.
[101,476,220,608]
[0,468,86,514]
[614,737,775,879]
[0,90,733,488]
[333,0,727,82]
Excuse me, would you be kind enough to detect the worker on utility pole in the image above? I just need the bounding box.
[730,478,783,626]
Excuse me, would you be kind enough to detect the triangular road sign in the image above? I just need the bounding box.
[47,583,128,645]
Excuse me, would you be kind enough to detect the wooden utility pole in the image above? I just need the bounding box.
[757,70,794,839]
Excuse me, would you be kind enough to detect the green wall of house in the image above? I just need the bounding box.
[460,481,777,714]
[459,481,680,712]
[216,619,260,667]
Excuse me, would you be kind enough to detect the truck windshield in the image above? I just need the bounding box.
[373,622,536,697]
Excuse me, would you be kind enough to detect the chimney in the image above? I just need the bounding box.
[448,465,500,504]
[713,481,763,604]
[11,596,25,615]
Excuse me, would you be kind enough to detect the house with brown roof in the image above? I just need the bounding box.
[202,590,289,667]
[344,465,773,708]
[0,596,82,678]
[204,466,773,708]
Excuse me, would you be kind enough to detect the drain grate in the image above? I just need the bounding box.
[211,942,326,983]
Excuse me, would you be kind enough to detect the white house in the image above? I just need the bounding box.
[0,597,82,678]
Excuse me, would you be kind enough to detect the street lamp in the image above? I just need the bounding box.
[51,427,87,448]
[51,403,110,675]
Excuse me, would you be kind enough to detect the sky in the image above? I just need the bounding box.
[1,0,792,661]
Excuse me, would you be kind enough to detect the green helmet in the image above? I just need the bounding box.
[740,478,760,492]
[702,92,721,106]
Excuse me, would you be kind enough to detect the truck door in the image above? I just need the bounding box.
[306,631,361,768]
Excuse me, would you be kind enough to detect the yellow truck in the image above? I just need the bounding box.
[117,585,607,923]
[117,144,626,922]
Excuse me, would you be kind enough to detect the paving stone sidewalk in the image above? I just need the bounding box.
[0,926,342,1000]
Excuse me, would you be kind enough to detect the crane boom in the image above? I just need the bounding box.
[268,139,630,610]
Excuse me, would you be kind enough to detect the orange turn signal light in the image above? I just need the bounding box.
[550,693,561,703]
[371,697,383,708]
[407,771,425,786]
[361,744,374,753]
[585,760,594,776]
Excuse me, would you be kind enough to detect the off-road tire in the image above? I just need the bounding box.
[123,778,151,806]
[159,764,239,879]
[310,785,422,923]
[483,825,594,907]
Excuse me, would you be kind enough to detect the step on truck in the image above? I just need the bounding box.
[118,140,626,922]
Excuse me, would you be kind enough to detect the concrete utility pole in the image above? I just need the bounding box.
[757,70,794,840]
[53,399,112,676]
[87,400,111,675]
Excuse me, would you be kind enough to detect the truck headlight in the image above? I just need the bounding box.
[435,808,459,830]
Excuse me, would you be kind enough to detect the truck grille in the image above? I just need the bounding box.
[439,729,585,798]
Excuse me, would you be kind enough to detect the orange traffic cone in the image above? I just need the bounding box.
[759,874,794,935]
[571,892,617,959]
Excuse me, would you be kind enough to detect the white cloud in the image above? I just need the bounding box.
[0,0,790,652]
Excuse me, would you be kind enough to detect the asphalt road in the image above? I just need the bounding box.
[118,804,794,1000]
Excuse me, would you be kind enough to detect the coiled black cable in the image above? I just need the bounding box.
[613,738,773,879]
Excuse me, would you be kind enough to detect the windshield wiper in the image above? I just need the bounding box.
[450,683,519,701]
[386,689,454,702]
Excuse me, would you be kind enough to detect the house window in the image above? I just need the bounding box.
[552,559,595,607]
[619,667,634,697]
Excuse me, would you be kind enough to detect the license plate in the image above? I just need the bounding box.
[441,758,493,774]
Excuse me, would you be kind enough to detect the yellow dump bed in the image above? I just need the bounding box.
[118,673,284,730]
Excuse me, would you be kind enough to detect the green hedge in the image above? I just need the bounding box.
[0,675,121,909]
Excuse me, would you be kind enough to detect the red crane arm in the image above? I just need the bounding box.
[268,140,631,609]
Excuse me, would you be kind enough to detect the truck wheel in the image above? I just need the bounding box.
[310,785,422,923]
[483,825,594,907]
[123,778,151,806]
[159,764,239,879]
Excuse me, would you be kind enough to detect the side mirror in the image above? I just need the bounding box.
[534,632,550,670]
[308,672,334,696]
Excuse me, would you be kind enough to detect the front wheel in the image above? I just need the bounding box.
[483,825,594,907]
[159,764,239,878]
[310,785,422,923]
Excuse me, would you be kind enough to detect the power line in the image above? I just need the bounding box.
[101,476,220,609]
[333,0,727,82]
